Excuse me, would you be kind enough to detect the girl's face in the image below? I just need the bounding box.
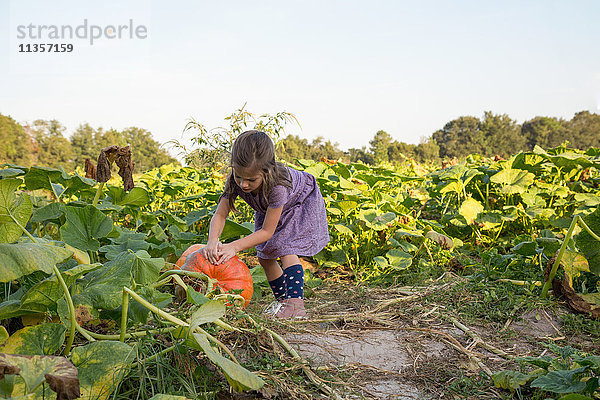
[233,166,263,194]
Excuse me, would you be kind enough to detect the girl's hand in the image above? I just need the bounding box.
[203,240,221,264]
[216,243,237,264]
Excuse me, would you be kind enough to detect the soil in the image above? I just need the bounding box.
[239,267,599,400]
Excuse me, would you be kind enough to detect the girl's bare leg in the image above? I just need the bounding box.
[280,255,301,269]
[258,257,284,281]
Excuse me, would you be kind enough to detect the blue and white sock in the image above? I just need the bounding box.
[283,264,304,299]
[268,274,287,301]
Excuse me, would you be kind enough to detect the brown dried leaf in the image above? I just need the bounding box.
[0,353,80,399]
[553,274,600,319]
[0,357,20,379]
[425,230,454,250]
[84,158,97,180]
[95,145,135,191]
[114,146,134,191]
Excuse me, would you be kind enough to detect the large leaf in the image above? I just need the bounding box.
[530,368,587,393]
[0,353,80,399]
[190,300,226,330]
[30,202,66,223]
[385,249,412,270]
[358,209,396,231]
[0,243,72,282]
[23,166,63,193]
[492,370,531,391]
[60,205,114,252]
[99,231,149,260]
[0,323,65,355]
[458,198,483,225]
[192,333,264,392]
[71,341,135,400]
[575,207,600,275]
[220,219,253,241]
[107,186,150,207]
[19,263,102,312]
[0,178,32,244]
[490,169,535,195]
[74,250,163,310]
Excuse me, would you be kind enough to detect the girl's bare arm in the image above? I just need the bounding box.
[217,206,283,263]
[204,198,231,263]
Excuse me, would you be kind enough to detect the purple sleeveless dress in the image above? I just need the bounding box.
[223,167,329,260]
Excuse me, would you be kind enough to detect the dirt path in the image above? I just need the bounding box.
[246,274,598,400]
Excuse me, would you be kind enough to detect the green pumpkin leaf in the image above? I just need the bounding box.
[0,178,33,244]
[333,223,354,235]
[60,205,114,252]
[31,202,66,223]
[575,207,600,275]
[385,249,412,270]
[186,286,209,306]
[119,187,150,207]
[530,368,587,393]
[0,326,8,345]
[511,241,537,256]
[99,231,149,260]
[74,250,163,310]
[62,174,96,196]
[490,168,535,195]
[1,323,65,355]
[558,394,595,400]
[20,263,102,312]
[358,209,396,231]
[23,166,63,192]
[492,370,531,391]
[0,167,26,179]
[335,200,358,216]
[192,333,264,392]
[0,242,73,282]
[71,341,135,400]
[220,219,253,241]
[458,198,484,225]
[190,300,226,330]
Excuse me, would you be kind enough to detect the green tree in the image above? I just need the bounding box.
[432,116,483,159]
[480,112,525,157]
[347,147,374,164]
[414,138,440,163]
[121,127,178,172]
[369,130,393,163]
[30,119,73,169]
[567,111,600,149]
[70,123,97,168]
[0,114,32,166]
[521,116,567,150]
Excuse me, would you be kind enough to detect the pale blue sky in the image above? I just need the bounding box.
[1,0,599,155]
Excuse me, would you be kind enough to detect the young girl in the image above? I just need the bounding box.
[202,130,329,319]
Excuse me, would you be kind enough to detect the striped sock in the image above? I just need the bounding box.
[268,274,287,301]
[283,264,304,299]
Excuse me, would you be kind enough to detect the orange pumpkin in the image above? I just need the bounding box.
[176,245,253,307]
[175,244,205,269]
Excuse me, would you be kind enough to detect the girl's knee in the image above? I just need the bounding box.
[280,255,301,269]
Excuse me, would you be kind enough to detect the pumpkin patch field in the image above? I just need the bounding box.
[1,144,600,399]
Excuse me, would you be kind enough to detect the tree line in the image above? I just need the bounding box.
[277,110,600,164]
[2,110,599,172]
[0,114,178,172]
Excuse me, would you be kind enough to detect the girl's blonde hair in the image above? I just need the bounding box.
[223,130,291,212]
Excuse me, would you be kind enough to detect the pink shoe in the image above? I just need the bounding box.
[275,298,307,319]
